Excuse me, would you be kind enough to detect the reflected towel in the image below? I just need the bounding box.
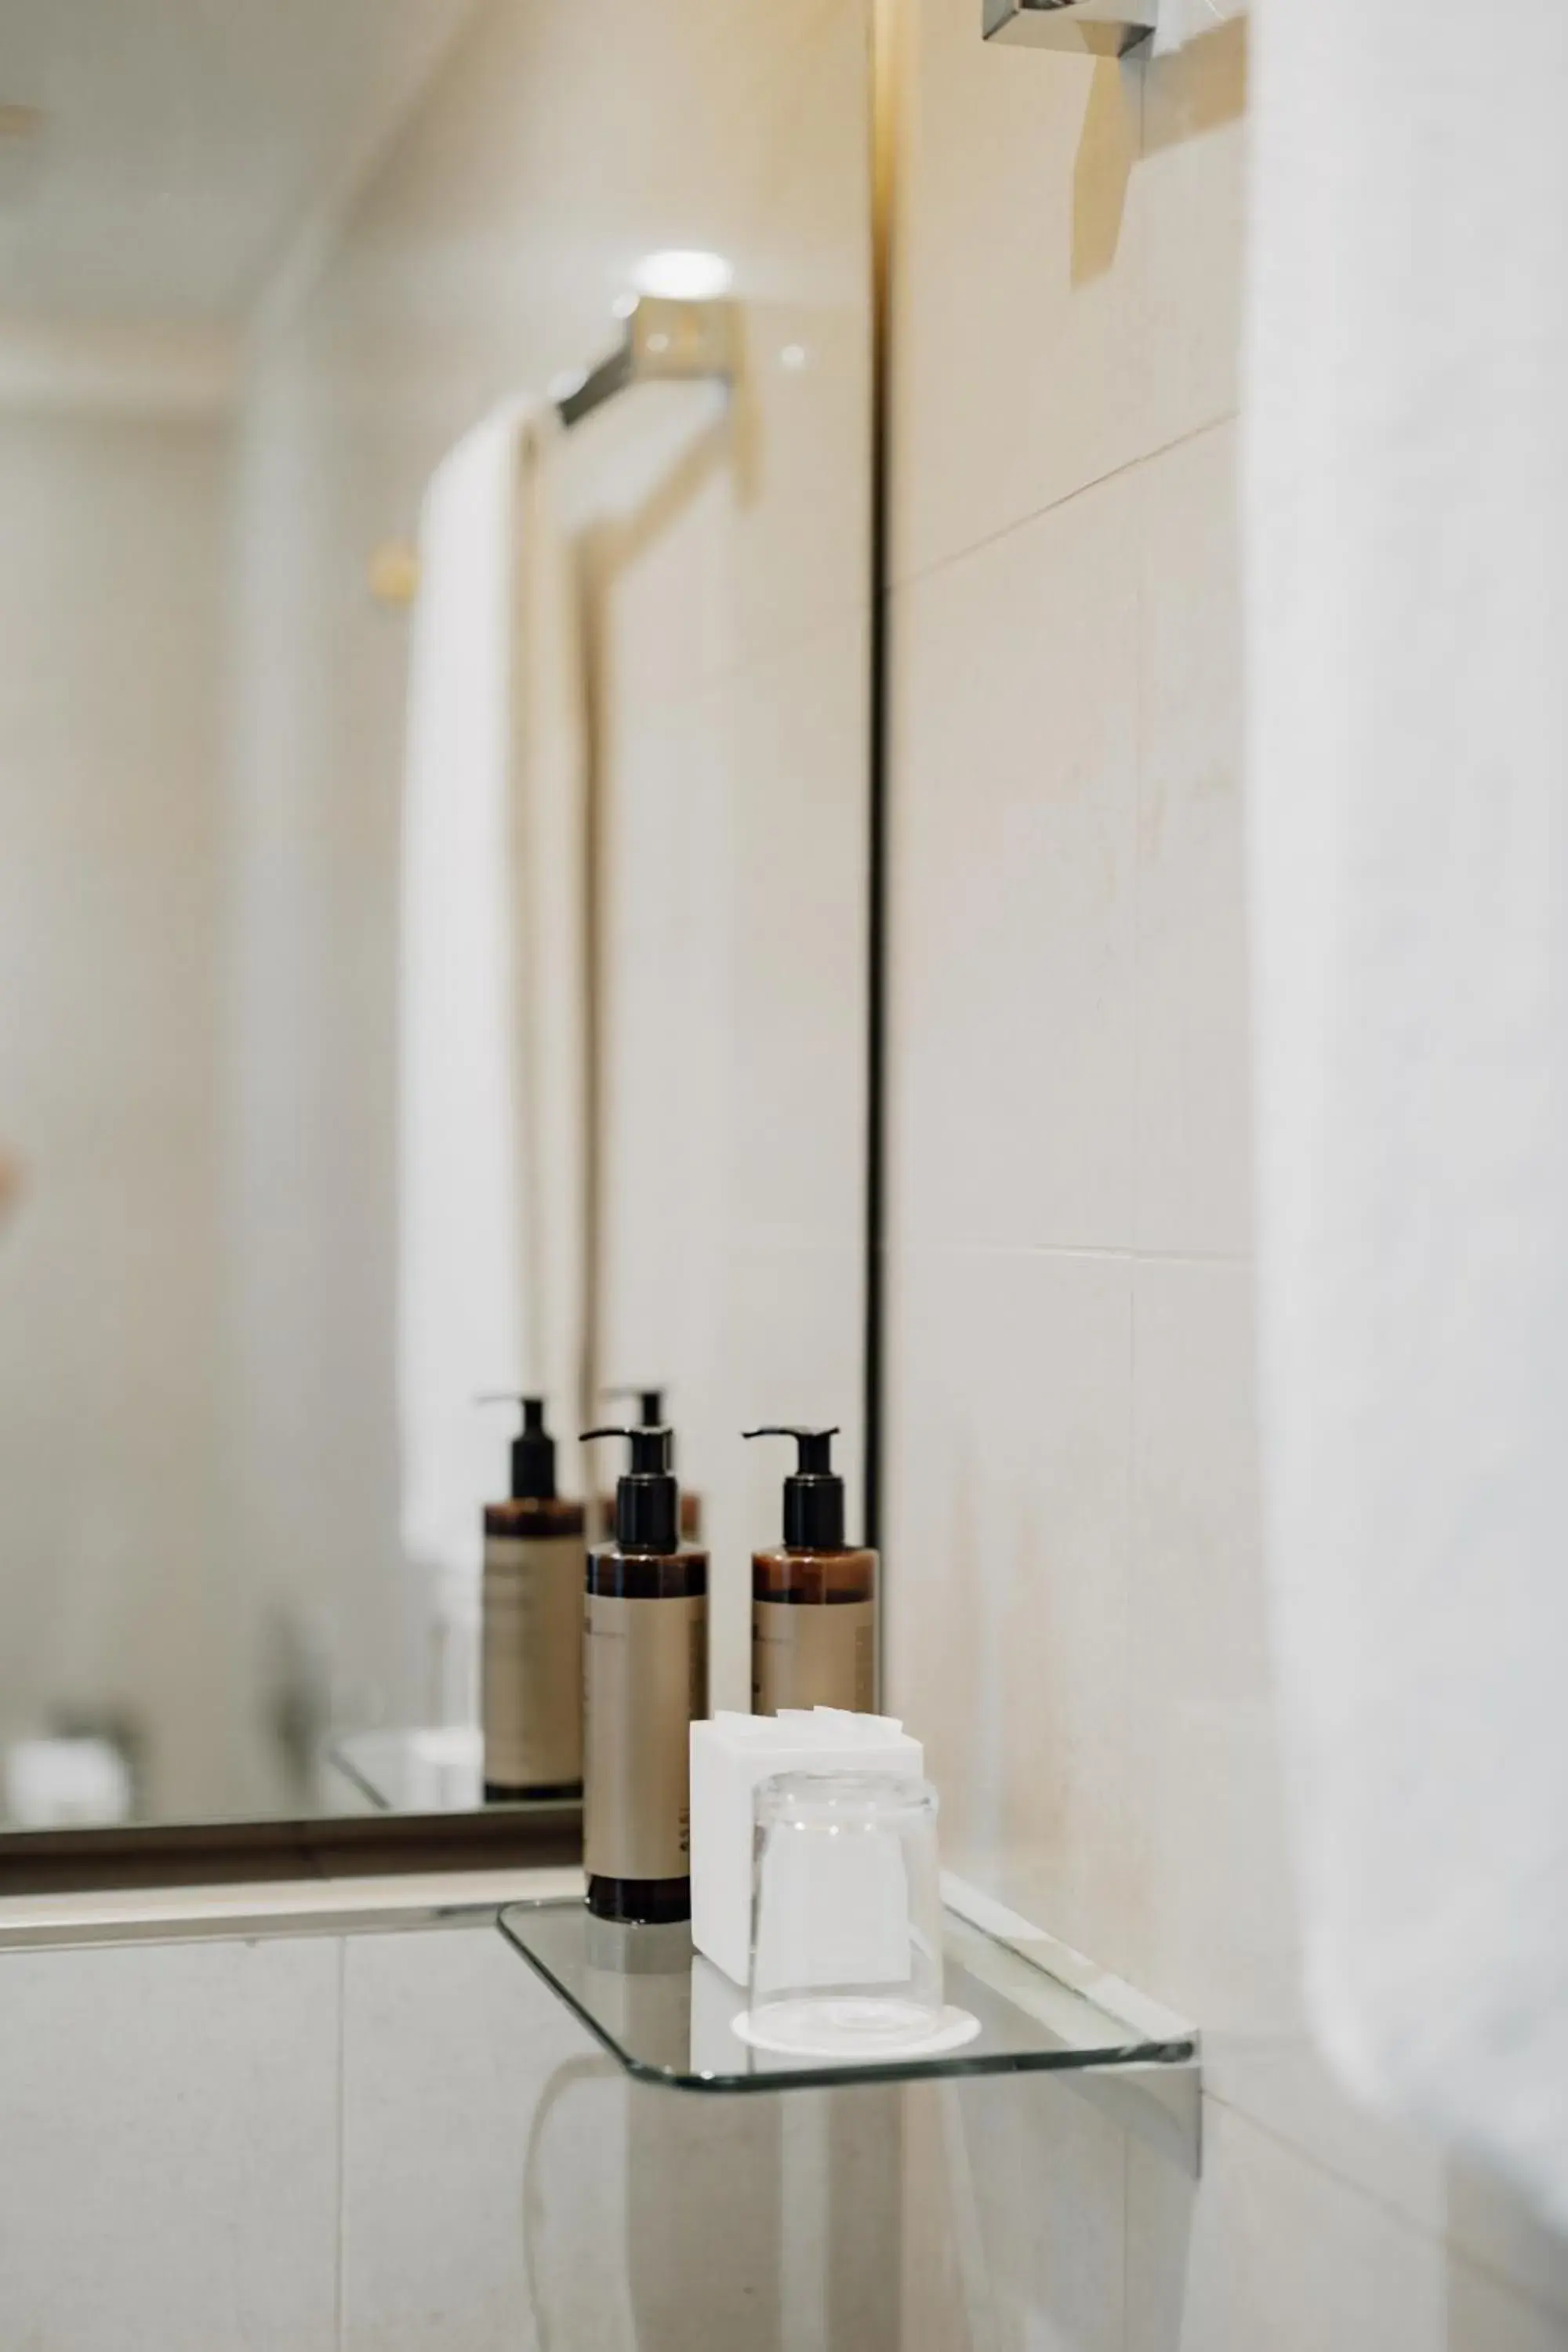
[397,401,587,1697]
[1247,0,1568,2227]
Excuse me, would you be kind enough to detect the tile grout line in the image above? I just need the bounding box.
[1122,207,1149,2328]
[1122,2129,1134,2352]
[1128,156,1150,1290]
[1124,72,1153,2346]
[886,409,1241,604]
[1123,179,1150,2180]
[891,1240,1251,1267]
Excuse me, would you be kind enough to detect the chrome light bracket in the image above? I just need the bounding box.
[982,0,1157,56]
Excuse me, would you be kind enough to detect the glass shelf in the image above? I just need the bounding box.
[327,1728,579,1823]
[496,1883,1199,2108]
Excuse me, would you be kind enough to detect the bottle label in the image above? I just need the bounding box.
[584,1592,707,1880]
[482,1534,586,1789]
[752,1599,877,1715]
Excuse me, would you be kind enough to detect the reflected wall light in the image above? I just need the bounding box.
[630,249,735,303]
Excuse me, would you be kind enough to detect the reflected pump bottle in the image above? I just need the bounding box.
[580,1424,708,1923]
[481,1397,586,1799]
[601,1388,703,1543]
[746,1426,877,1714]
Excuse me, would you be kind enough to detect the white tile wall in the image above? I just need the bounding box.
[0,1913,903,2350]
[1126,2103,1445,2352]
[0,1919,907,2352]
[2,1903,1563,2351]
[888,13,1244,590]
[891,477,1140,1254]
[884,1,1568,2344]
[889,22,1147,585]
[902,2075,1127,2352]
[0,1934,339,2350]
[1124,1256,1291,2041]
[888,1242,1133,1957]
[1133,34,1247,445]
[339,1922,610,2350]
[1445,2163,1568,2331]
[1134,423,1250,1260]
[1129,2103,1568,2352]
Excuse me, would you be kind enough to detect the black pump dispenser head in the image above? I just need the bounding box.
[581,1424,680,1552]
[477,1393,557,1500]
[605,1385,664,1426]
[744,1426,845,1551]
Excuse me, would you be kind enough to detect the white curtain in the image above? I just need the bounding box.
[1246,0,1568,2226]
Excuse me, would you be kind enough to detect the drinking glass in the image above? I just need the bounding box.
[740,1769,960,2056]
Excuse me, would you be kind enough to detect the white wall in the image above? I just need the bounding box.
[0,1911,900,2350]
[224,0,872,1746]
[884,7,1568,2347]
[0,409,231,1814]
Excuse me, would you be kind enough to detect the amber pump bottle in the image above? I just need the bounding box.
[746,1425,877,1714]
[580,1424,708,1923]
[598,1388,703,1543]
[480,1396,586,1799]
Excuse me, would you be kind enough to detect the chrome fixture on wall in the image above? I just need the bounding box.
[982,0,1156,54]
[368,292,739,608]
[553,293,739,427]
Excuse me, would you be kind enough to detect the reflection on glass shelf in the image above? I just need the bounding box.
[496,1890,1199,2095]
[328,1727,485,1813]
[328,1726,580,1820]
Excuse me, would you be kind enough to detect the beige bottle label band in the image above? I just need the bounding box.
[585,1592,707,1882]
[752,1598,877,1715]
[481,1534,586,1789]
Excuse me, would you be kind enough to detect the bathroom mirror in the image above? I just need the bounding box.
[0,0,873,1835]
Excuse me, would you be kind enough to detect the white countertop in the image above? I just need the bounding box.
[0,1863,585,1948]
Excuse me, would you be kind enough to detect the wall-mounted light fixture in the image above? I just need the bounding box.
[982,0,1156,55]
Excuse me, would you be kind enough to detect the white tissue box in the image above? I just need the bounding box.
[689,1708,924,1987]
